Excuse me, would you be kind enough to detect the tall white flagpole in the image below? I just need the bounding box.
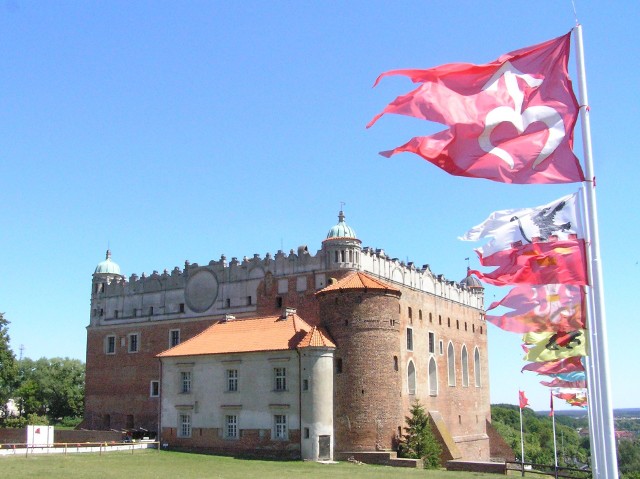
[581,185,604,477]
[573,24,618,479]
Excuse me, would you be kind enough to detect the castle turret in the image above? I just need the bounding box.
[90,250,124,323]
[316,271,402,452]
[322,210,362,270]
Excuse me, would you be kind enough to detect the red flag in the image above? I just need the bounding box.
[519,390,529,409]
[470,239,588,286]
[367,33,584,184]
[521,356,584,374]
[485,284,585,333]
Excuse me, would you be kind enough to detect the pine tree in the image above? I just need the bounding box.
[399,400,442,469]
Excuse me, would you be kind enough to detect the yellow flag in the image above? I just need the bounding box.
[522,329,588,362]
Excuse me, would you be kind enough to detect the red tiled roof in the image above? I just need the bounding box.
[298,326,336,348]
[157,313,331,358]
[316,271,401,296]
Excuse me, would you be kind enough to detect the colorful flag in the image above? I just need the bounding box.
[485,284,585,333]
[367,33,584,184]
[521,356,585,374]
[549,371,586,382]
[470,239,588,286]
[522,329,588,362]
[540,377,587,388]
[549,390,555,417]
[519,390,530,409]
[460,192,584,257]
[554,390,588,407]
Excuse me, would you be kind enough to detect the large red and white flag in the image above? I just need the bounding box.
[367,33,584,184]
[461,192,584,257]
[470,239,588,286]
[486,284,585,333]
[540,377,587,389]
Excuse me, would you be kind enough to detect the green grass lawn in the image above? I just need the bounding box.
[0,449,501,479]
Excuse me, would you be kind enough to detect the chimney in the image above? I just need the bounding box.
[223,314,235,322]
[281,307,296,320]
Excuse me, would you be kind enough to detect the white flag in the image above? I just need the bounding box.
[460,191,584,257]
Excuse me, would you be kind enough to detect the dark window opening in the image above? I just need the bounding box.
[276,297,283,308]
[336,358,343,374]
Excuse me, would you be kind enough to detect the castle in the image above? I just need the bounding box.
[83,211,490,461]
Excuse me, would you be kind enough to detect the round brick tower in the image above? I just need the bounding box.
[316,272,403,452]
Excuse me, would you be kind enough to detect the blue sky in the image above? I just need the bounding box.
[2,1,638,411]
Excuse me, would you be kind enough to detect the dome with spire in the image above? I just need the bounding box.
[326,210,357,240]
[94,250,121,275]
[460,267,483,290]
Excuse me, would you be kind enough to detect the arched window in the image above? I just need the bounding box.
[429,357,438,396]
[474,347,481,387]
[447,342,455,386]
[461,345,469,387]
[407,360,416,395]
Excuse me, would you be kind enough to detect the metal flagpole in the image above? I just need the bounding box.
[551,392,558,478]
[581,185,604,478]
[519,404,526,476]
[573,24,618,479]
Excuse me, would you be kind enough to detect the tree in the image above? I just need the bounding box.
[16,357,85,420]
[0,312,18,419]
[618,439,640,478]
[398,400,442,469]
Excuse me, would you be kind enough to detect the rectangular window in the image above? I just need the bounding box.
[179,303,185,313]
[181,371,192,394]
[406,328,413,351]
[169,329,180,348]
[335,358,343,374]
[178,414,191,438]
[439,340,444,355]
[225,415,238,439]
[304,427,310,439]
[247,295,252,305]
[105,335,116,354]
[274,414,287,440]
[274,367,286,391]
[150,380,160,397]
[227,369,238,392]
[302,379,309,391]
[128,333,139,353]
[428,332,436,354]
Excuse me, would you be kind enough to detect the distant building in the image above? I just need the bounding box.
[83,211,490,461]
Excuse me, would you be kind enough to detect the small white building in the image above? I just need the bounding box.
[157,309,335,461]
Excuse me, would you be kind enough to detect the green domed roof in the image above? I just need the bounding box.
[94,250,121,275]
[326,211,357,239]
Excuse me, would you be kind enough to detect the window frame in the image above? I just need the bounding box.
[105,335,116,355]
[180,371,192,394]
[225,414,238,439]
[169,329,180,348]
[150,380,160,397]
[406,327,413,351]
[128,333,140,353]
[274,414,288,440]
[227,369,238,392]
[274,367,287,391]
[178,413,191,438]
